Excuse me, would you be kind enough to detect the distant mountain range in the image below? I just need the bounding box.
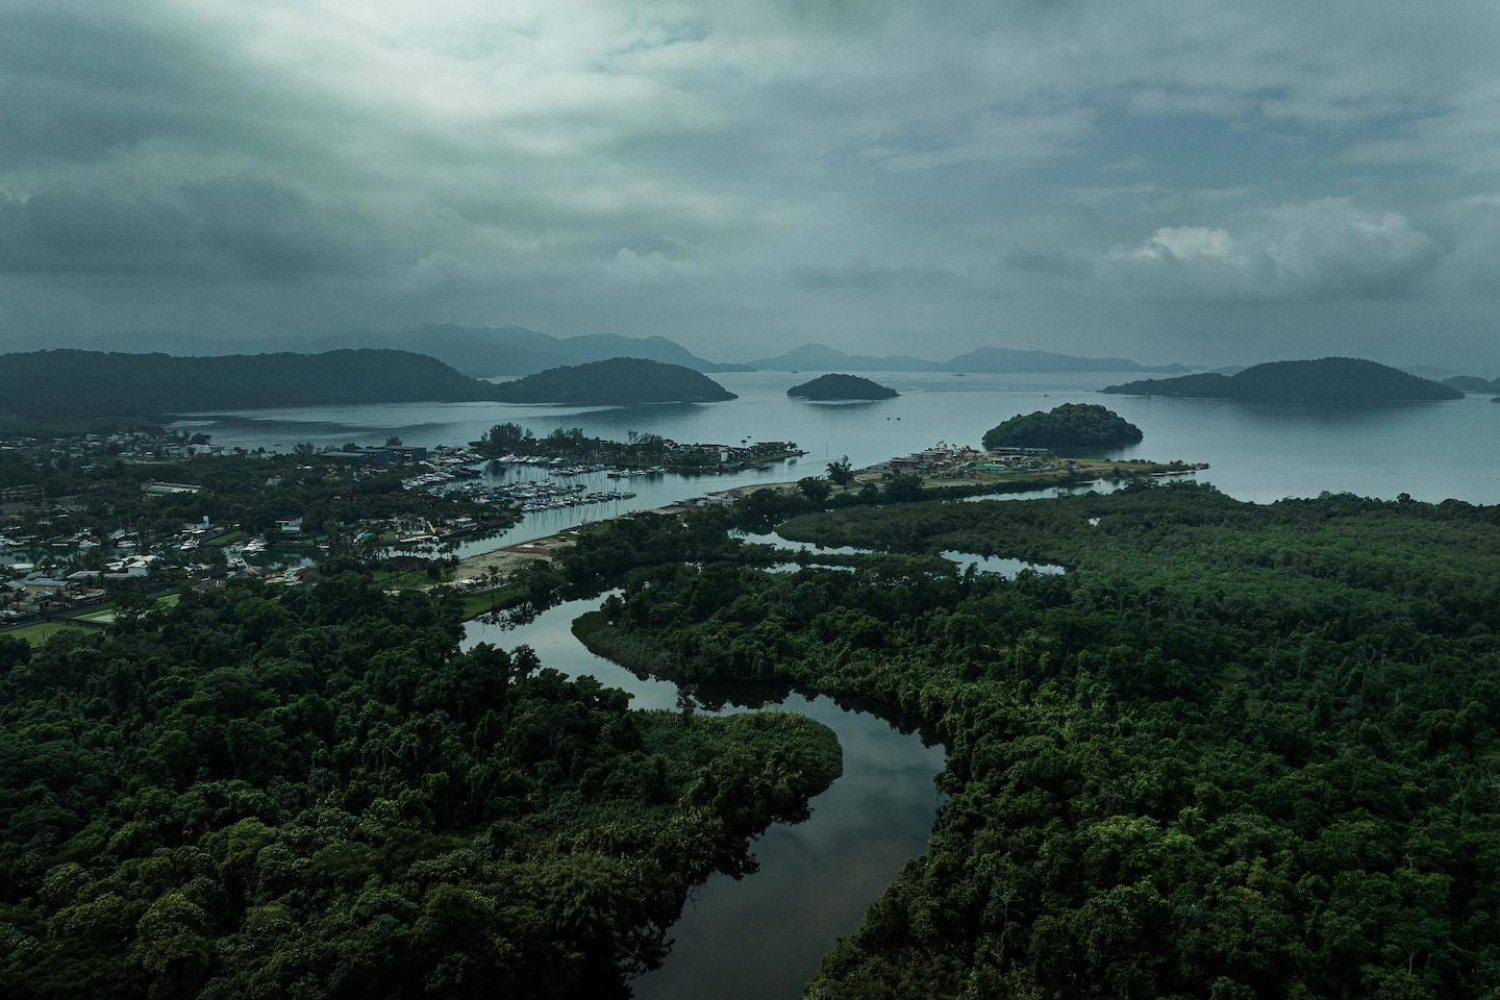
[3,326,750,378]
[3,327,1193,377]
[1104,358,1463,404]
[745,342,1190,374]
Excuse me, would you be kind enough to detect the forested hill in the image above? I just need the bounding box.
[1103,357,1463,402]
[982,402,1142,450]
[787,373,899,400]
[491,357,738,405]
[0,348,505,419]
[1445,374,1500,393]
[8,325,752,377]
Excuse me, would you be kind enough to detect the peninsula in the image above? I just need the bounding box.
[787,373,899,400]
[0,348,504,421]
[491,357,738,405]
[982,403,1143,451]
[1104,357,1463,403]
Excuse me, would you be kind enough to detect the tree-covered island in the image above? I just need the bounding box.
[491,358,738,405]
[981,403,1144,451]
[787,374,899,401]
[1105,357,1463,403]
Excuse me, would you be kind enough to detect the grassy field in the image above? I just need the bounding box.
[374,565,458,590]
[459,584,527,620]
[202,529,245,547]
[3,621,94,646]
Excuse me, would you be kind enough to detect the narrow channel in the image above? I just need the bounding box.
[458,536,1065,997]
[462,591,945,999]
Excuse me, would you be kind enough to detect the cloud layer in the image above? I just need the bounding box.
[1111,202,1448,304]
[2,0,1499,367]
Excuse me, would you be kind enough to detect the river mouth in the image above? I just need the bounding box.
[462,589,945,999]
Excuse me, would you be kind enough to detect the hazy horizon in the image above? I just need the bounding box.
[4,2,1500,370]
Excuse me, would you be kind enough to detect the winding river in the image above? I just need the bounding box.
[460,536,1062,997]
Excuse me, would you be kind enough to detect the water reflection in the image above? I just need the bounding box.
[178,371,1500,507]
[462,594,945,999]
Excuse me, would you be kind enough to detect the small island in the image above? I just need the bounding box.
[491,357,738,405]
[787,373,899,401]
[1104,357,1462,403]
[981,403,1143,451]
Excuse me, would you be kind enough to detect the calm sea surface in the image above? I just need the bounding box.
[178,369,1500,512]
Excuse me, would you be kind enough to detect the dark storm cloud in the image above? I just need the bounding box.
[0,179,373,278]
[790,259,961,290]
[2,0,1499,367]
[1004,249,1092,280]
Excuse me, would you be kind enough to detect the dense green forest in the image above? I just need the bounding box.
[787,374,899,400]
[982,403,1143,451]
[578,484,1500,999]
[491,358,737,405]
[0,575,839,999]
[1104,357,1463,403]
[0,350,504,420]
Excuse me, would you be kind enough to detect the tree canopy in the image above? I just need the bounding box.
[0,575,838,999]
[982,403,1143,450]
[579,484,1500,999]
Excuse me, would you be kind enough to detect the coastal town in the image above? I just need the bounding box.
[0,420,1207,646]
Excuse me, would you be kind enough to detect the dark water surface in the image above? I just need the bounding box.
[463,595,945,999]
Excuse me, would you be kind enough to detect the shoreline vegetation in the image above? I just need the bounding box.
[474,422,805,475]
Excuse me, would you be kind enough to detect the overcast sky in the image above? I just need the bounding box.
[3,0,1499,368]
